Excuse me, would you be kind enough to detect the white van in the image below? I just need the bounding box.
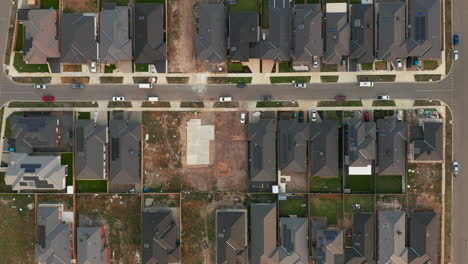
[219,96,233,102]
[359,81,374,87]
[148,97,159,102]
[139,83,153,89]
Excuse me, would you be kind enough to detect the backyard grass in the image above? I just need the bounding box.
[372,100,396,107]
[279,196,307,217]
[76,180,107,193]
[41,0,60,8]
[13,53,49,73]
[317,100,363,107]
[261,0,269,28]
[361,63,373,71]
[0,173,12,192]
[346,175,374,193]
[104,64,116,73]
[321,64,338,72]
[103,0,130,5]
[357,75,396,82]
[414,74,442,82]
[229,0,259,12]
[321,76,339,82]
[413,100,441,106]
[376,175,403,194]
[135,64,149,72]
[60,153,73,186]
[78,112,91,120]
[344,195,374,216]
[423,60,439,70]
[15,24,23,51]
[270,76,311,84]
[374,61,387,70]
[310,176,341,192]
[279,62,290,72]
[310,195,343,226]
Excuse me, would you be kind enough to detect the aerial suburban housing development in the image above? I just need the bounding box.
[0,0,465,263]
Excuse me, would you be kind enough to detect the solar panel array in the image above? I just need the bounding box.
[20,164,42,173]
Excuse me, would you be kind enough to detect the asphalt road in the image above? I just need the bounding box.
[0,0,466,262]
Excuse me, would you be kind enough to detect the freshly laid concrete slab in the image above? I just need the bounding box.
[186,119,214,165]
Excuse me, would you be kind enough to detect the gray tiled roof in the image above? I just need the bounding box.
[349,4,374,63]
[377,118,408,176]
[229,12,260,62]
[77,227,108,264]
[61,13,97,63]
[324,4,350,64]
[279,217,308,263]
[376,2,407,61]
[378,211,407,264]
[75,120,106,180]
[250,204,279,264]
[196,4,226,63]
[310,120,339,178]
[248,119,277,183]
[279,120,308,174]
[316,229,344,264]
[100,3,132,64]
[261,0,291,62]
[216,209,248,264]
[410,121,443,161]
[347,119,376,167]
[409,212,440,264]
[345,213,375,264]
[293,4,323,62]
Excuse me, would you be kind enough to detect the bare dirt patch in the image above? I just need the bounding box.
[407,163,442,194]
[143,193,180,208]
[63,0,99,13]
[38,194,73,211]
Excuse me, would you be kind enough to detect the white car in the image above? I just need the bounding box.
[90,61,97,73]
[240,112,246,123]
[219,96,232,102]
[377,95,390,100]
[311,110,317,122]
[112,96,125,101]
[359,81,374,87]
[453,161,459,175]
[294,83,307,88]
[396,59,403,68]
[454,50,459,60]
[34,84,46,89]
[313,56,319,68]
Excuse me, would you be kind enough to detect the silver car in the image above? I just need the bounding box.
[453,161,459,175]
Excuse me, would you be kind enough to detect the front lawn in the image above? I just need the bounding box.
[376,175,403,194]
[135,64,149,72]
[372,100,396,107]
[104,64,116,73]
[344,195,374,216]
[15,24,23,51]
[78,112,91,120]
[374,61,387,70]
[321,64,338,72]
[60,153,73,186]
[279,62,290,72]
[346,174,374,193]
[423,60,439,70]
[279,196,308,217]
[361,63,373,71]
[310,195,343,226]
[0,173,12,192]
[229,0,259,12]
[76,180,107,193]
[13,53,49,73]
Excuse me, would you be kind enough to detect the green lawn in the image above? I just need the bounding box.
[324,111,342,121]
[310,195,343,226]
[104,64,116,73]
[135,64,149,72]
[0,173,12,192]
[227,62,244,72]
[414,74,442,82]
[60,153,73,186]
[413,100,441,106]
[103,0,130,5]
[321,76,339,82]
[423,60,439,70]
[373,110,394,120]
[279,197,307,217]
[361,63,373,71]
[310,176,341,192]
[374,61,387,70]
[261,0,269,28]
[376,175,403,194]
[346,174,374,193]
[78,112,91,120]
[279,62,290,72]
[357,75,396,82]
[76,180,108,193]
[270,76,311,84]
[13,53,49,73]
[135,0,165,3]
[344,195,374,216]
[15,24,23,51]
[41,0,59,8]
[207,77,253,84]
[229,0,259,12]
[372,100,396,107]
[317,100,363,107]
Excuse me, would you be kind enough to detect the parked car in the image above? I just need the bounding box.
[377,95,390,100]
[71,83,84,89]
[298,111,304,122]
[90,61,97,73]
[261,95,272,101]
[138,83,153,89]
[359,81,374,87]
[454,34,460,46]
[42,96,55,102]
[396,59,403,68]
[313,56,319,68]
[454,50,459,60]
[219,96,232,102]
[311,110,317,122]
[236,83,246,88]
[397,110,404,121]
[335,95,346,101]
[341,58,347,66]
[34,84,46,89]
[294,83,307,88]
[240,112,246,123]
[112,96,125,101]
[453,161,459,175]
[364,111,370,122]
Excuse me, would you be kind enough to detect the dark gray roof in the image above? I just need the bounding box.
[100,3,132,64]
[324,4,350,64]
[279,120,308,174]
[316,229,344,264]
[261,0,291,62]
[410,121,443,161]
[378,211,406,264]
[35,205,71,264]
[109,120,141,185]
[377,118,408,176]
[61,13,97,63]
[250,204,278,264]
[229,12,260,62]
[345,213,375,264]
[376,2,407,61]
[75,120,106,180]
[310,120,339,178]
[406,0,442,59]
[216,209,248,264]
[196,4,226,63]
[278,217,308,263]
[293,4,323,62]
[347,119,376,167]
[248,119,277,183]
[409,212,440,264]
[143,209,180,264]
[77,227,108,264]
[134,3,166,72]
[349,4,374,63]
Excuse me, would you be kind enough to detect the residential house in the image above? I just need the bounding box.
[143,209,180,264]
[196,4,226,63]
[261,0,291,62]
[77,227,108,264]
[410,121,443,161]
[278,217,308,263]
[349,4,374,64]
[248,118,277,191]
[293,4,323,64]
[323,3,350,65]
[316,229,344,264]
[134,3,166,73]
[75,120,107,180]
[408,212,440,263]
[347,119,376,175]
[345,213,375,263]
[109,120,141,191]
[375,1,407,61]
[61,13,97,63]
[5,153,67,191]
[250,204,279,264]
[100,3,132,65]
[279,120,309,174]
[35,205,71,264]
[377,118,408,176]
[378,211,407,264]
[20,9,59,64]
[228,12,260,62]
[216,209,248,264]
[310,120,339,178]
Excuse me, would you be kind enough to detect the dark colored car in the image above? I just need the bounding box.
[236,83,246,88]
[335,95,346,101]
[364,111,370,122]
[261,96,272,101]
[298,111,304,122]
[71,83,84,89]
[454,34,460,46]
[42,96,55,102]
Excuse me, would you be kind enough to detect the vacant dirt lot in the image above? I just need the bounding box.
[63,0,98,13]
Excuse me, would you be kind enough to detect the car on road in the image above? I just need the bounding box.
[311,110,317,122]
[90,61,97,73]
[453,161,459,175]
[294,83,307,88]
[454,34,459,46]
[34,84,46,89]
[454,50,459,60]
[112,96,125,101]
[335,95,346,101]
[377,95,390,100]
[298,111,304,122]
[364,111,370,122]
[313,56,319,68]
[219,96,232,102]
[42,96,55,102]
[396,59,403,68]
[261,96,272,101]
[240,112,246,123]
[236,83,246,88]
[359,81,374,87]
[71,83,84,89]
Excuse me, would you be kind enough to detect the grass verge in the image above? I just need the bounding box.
[413,100,441,106]
[15,24,22,51]
[321,76,339,82]
[207,77,253,84]
[8,102,98,108]
[317,100,363,107]
[357,75,396,82]
[270,76,311,83]
[166,77,189,84]
[60,153,73,186]
[414,74,442,82]
[372,100,396,107]
[100,77,123,84]
[108,101,132,108]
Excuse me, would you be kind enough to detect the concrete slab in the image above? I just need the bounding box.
[186,119,214,165]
